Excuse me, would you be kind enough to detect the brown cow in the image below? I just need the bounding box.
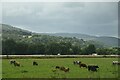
[79,63,87,68]
[14,61,20,67]
[60,66,65,71]
[55,66,70,72]
[64,68,69,72]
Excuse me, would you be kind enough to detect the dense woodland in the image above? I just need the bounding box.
[2,38,119,55]
[1,24,120,55]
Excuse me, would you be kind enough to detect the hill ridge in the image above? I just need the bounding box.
[1,23,119,47]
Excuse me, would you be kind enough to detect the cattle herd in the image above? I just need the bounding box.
[9,60,120,73]
[10,60,38,67]
[73,61,99,72]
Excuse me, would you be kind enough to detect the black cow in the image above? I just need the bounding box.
[10,60,16,64]
[79,63,87,68]
[88,65,99,72]
[33,61,38,66]
[56,66,60,69]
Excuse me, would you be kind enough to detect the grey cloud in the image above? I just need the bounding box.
[2,2,118,37]
[63,2,85,8]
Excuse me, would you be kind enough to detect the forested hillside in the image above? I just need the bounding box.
[41,33,96,40]
[1,24,119,55]
[41,33,119,47]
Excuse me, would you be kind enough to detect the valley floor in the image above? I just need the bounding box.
[2,58,119,78]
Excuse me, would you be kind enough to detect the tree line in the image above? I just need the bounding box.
[2,38,119,55]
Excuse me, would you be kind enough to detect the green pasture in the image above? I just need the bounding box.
[2,58,119,78]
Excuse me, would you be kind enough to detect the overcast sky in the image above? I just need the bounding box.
[2,2,118,37]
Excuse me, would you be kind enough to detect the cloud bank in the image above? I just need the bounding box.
[2,2,118,37]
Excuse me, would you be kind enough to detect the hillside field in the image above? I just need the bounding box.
[2,58,119,78]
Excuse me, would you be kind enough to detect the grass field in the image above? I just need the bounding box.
[2,58,119,78]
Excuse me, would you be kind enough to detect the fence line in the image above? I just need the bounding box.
[0,55,119,59]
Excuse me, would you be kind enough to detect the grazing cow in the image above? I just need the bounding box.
[73,61,81,65]
[55,66,70,72]
[112,61,120,65]
[64,68,69,72]
[56,66,60,69]
[60,67,69,72]
[10,60,16,64]
[79,63,87,68]
[60,66,65,71]
[14,61,20,67]
[33,61,38,66]
[88,65,99,72]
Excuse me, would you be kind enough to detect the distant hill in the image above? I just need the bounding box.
[41,33,119,47]
[2,24,32,35]
[94,36,119,47]
[1,24,119,47]
[40,33,97,40]
[2,24,32,40]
